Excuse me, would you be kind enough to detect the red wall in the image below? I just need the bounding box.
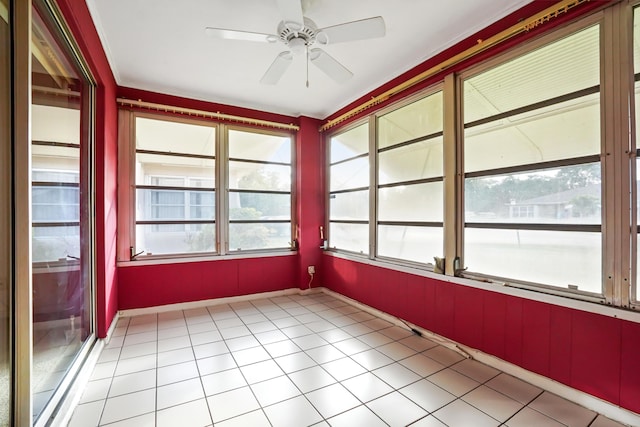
[118,256,297,310]
[322,256,640,414]
[296,116,325,290]
[57,0,118,338]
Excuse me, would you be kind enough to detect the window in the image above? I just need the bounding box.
[228,129,292,251]
[135,117,216,255]
[125,114,293,258]
[328,122,369,254]
[377,92,443,264]
[461,24,602,294]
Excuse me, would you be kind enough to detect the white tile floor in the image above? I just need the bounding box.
[68,292,627,427]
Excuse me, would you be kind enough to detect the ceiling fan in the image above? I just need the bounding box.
[205,0,385,86]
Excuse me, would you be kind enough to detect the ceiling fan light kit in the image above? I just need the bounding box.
[205,0,385,86]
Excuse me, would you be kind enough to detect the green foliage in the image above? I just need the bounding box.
[466,164,601,218]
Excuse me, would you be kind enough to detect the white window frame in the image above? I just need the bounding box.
[118,111,295,261]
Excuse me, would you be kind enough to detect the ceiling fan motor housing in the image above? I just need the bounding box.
[278,17,322,54]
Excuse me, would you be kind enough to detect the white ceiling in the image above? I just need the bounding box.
[86,0,533,119]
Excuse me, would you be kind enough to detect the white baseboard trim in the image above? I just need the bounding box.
[117,288,304,317]
[320,287,640,427]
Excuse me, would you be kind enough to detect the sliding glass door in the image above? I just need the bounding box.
[31,1,95,422]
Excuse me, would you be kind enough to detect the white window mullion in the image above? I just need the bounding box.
[218,124,228,255]
[369,114,377,260]
[601,4,634,306]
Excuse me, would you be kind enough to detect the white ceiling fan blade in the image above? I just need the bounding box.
[276,0,304,28]
[260,51,293,85]
[318,16,385,44]
[205,27,277,43]
[309,48,352,84]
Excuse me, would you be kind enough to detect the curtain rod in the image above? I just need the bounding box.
[116,98,300,131]
[320,0,590,132]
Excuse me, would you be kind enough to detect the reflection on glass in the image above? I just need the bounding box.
[378,137,443,184]
[465,228,601,293]
[136,117,216,156]
[330,191,369,221]
[378,92,443,149]
[330,157,369,191]
[229,162,290,191]
[465,163,601,225]
[377,225,443,264]
[330,123,368,163]
[229,192,290,220]
[0,0,10,424]
[378,183,443,222]
[229,130,290,163]
[31,3,93,420]
[136,223,215,255]
[464,94,600,173]
[464,25,599,123]
[329,223,368,254]
[228,223,291,251]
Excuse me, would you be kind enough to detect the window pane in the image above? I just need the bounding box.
[229,222,291,251]
[464,94,600,173]
[378,92,443,149]
[137,188,215,221]
[329,223,368,254]
[465,228,601,293]
[378,225,443,264]
[32,186,80,222]
[379,136,443,184]
[330,157,369,191]
[136,154,215,187]
[32,226,80,263]
[330,190,368,221]
[229,130,291,163]
[229,192,290,219]
[379,182,443,222]
[229,161,290,191]
[330,123,368,163]
[136,117,216,156]
[136,223,215,255]
[465,163,601,224]
[464,25,599,123]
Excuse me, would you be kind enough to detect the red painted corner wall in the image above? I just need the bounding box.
[322,255,640,415]
[296,116,325,290]
[57,0,119,338]
[117,256,298,310]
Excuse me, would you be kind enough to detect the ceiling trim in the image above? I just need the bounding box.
[320,0,592,132]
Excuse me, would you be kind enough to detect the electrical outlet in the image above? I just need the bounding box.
[307,265,315,275]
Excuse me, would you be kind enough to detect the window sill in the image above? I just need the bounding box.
[323,250,640,324]
[117,250,296,267]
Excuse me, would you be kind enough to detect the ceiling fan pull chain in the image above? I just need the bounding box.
[306,44,310,88]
